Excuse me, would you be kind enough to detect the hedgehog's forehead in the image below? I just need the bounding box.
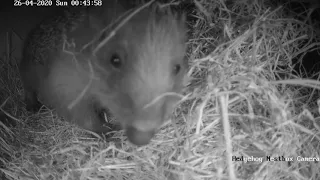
[118,15,185,65]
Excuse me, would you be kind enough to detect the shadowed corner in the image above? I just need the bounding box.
[0,99,17,128]
[0,112,15,128]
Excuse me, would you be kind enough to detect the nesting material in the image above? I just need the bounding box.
[1,0,320,180]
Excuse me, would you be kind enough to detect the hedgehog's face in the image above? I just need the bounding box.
[92,8,187,146]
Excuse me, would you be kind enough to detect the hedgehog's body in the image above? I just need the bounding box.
[19,1,187,146]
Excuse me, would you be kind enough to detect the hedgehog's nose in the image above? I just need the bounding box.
[125,125,156,146]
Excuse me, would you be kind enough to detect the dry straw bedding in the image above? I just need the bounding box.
[1,0,320,180]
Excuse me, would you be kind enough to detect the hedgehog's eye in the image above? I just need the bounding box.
[173,64,181,75]
[110,53,122,68]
